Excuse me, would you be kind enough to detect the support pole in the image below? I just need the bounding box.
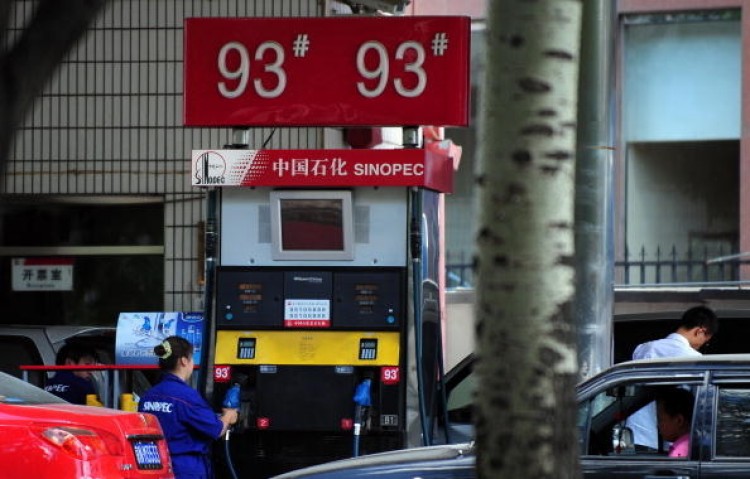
[574,0,616,379]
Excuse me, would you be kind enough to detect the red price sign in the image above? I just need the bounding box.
[381,366,400,385]
[213,365,231,383]
[184,16,470,127]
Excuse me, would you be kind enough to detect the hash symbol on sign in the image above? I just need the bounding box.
[431,32,449,56]
[293,34,310,57]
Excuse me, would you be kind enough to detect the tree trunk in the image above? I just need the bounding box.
[474,1,582,478]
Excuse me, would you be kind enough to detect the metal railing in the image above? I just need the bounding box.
[19,363,199,409]
[615,246,750,287]
[446,251,473,289]
[445,247,750,289]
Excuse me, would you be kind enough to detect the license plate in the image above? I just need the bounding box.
[132,441,163,470]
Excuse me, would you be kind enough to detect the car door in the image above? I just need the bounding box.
[578,373,704,479]
[698,375,750,479]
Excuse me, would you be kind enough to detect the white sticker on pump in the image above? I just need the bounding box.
[284,299,331,328]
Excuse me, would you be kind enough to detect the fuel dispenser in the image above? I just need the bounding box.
[182,13,470,477]
[195,147,456,478]
[213,265,405,432]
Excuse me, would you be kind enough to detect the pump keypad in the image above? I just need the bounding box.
[359,338,378,360]
[237,338,257,359]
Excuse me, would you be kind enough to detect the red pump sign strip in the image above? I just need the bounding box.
[191,148,455,193]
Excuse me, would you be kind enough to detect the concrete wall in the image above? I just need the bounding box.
[406,0,485,18]
[445,289,475,370]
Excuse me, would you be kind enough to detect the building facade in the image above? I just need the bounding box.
[0,0,325,325]
[3,0,748,349]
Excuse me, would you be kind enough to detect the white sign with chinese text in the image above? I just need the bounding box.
[12,257,74,291]
[284,299,331,328]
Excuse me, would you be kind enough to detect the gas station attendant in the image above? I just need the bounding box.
[139,336,238,479]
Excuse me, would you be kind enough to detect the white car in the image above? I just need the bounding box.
[0,325,153,406]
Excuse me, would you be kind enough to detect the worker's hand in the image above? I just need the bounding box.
[222,407,239,425]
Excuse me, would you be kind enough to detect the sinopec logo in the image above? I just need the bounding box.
[194,151,226,185]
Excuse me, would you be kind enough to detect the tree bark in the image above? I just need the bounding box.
[474,1,582,478]
[0,0,105,173]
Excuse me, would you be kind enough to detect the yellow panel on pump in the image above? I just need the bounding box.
[214,330,401,366]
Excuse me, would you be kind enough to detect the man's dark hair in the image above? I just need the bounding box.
[55,343,99,365]
[678,306,718,336]
[656,386,694,422]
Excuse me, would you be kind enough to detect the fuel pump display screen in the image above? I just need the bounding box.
[237,338,256,359]
[270,190,354,261]
[237,283,263,314]
[354,284,378,314]
[215,269,284,328]
[333,271,403,329]
[280,199,344,251]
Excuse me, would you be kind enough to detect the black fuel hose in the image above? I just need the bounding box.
[224,429,240,479]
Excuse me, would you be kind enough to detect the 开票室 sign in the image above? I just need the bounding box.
[12,257,74,291]
[191,148,454,192]
[183,16,470,127]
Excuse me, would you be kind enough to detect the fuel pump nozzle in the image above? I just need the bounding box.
[352,378,372,457]
[222,383,241,409]
[223,372,251,422]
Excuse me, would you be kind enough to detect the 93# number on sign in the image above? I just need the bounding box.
[216,39,429,100]
[184,16,470,126]
[218,41,286,99]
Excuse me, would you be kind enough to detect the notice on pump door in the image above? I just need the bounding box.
[284,299,330,328]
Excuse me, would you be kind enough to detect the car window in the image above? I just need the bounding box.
[716,387,750,457]
[446,369,475,423]
[0,336,44,384]
[0,371,67,404]
[590,390,618,418]
[579,380,700,459]
[577,398,591,455]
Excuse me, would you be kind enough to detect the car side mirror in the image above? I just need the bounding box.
[612,425,635,455]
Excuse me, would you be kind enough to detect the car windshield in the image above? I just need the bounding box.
[0,371,67,405]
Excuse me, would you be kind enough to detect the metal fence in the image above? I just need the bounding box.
[446,251,473,289]
[446,246,750,289]
[615,245,750,287]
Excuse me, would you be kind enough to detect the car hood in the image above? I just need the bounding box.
[271,442,475,479]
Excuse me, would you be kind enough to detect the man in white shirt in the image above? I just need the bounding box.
[626,306,718,452]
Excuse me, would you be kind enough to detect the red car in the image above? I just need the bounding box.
[0,371,173,478]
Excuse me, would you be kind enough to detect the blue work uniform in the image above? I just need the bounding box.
[139,373,223,479]
[44,371,97,405]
